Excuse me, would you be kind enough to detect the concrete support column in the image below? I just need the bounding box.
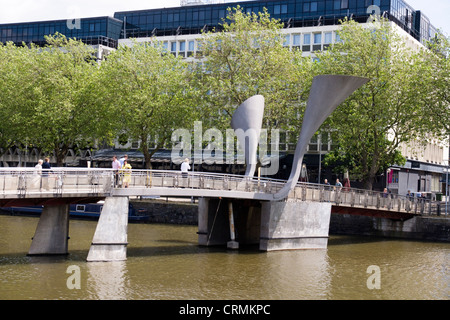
[227,201,239,249]
[29,204,70,255]
[260,201,331,251]
[198,197,230,246]
[87,197,129,262]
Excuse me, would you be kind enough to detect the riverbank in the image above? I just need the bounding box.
[130,198,450,242]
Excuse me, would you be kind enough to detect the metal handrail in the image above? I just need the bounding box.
[0,168,442,216]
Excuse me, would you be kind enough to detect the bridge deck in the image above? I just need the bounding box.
[0,168,439,216]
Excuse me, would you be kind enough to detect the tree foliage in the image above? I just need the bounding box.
[198,6,313,133]
[417,31,450,145]
[317,18,436,189]
[98,40,196,168]
[0,34,103,166]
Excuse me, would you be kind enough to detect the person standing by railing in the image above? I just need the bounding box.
[112,155,121,187]
[121,159,132,188]
[42,157,51,190]
[181,158,190,177]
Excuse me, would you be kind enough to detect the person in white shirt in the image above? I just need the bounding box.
[112,155,122,186]
[181,158,190,177]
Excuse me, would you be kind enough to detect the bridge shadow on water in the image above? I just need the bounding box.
[0,236,395,265]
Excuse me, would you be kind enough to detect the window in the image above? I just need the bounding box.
[335,0,349,10]
[283,34,290,47]
[293,34,301,46]
[314,33,322,44]
[303,3,310,12]
[179,41,186,57]
[303,33,311,45]
[302,33,311,51]
[324,32,332,44]
[187,40,195,57]
[179,41,186,52]
[188,40,195,51]
[313,33,322,51]
[76,205,85,212]
[311,2,318,12]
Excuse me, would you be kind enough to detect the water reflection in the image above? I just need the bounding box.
[87,261,128,300]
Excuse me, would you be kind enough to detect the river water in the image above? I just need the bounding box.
[0,214,448,300]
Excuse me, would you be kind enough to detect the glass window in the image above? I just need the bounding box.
[303,34,311,45]
[303,3,310,12]
[311,2,318,12]
[179,41,186,52]
[293,34,301,46]
[324,32,332,44]
[188,40,195,51]
[171,42,177,52]
[274,5,281,15]
[283,34,290,46]
[334,0,341,10]
[314,33,322,44]
[281,5,288,14]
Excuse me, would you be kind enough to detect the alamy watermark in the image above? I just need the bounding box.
[171,121,281,175]
[66,6,81,30]
[66,265,81,290]
[366,265,381,290]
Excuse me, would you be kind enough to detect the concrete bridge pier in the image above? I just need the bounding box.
[197,198,331,251]
[260,201,331,251]
[28,204,70,255]
[87,197,129,262]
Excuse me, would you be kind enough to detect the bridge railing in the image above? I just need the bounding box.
[291,182,439,216]
[0,167,114,197]
[0,167,442,216]
[122,169,286,195]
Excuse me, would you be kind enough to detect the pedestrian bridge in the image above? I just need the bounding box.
[0,167,438,216]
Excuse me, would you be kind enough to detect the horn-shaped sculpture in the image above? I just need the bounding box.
[231,95,265,177]
[273,75,369,200]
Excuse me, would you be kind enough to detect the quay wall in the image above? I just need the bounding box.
[329,213,450,242]
[131,200,450,242]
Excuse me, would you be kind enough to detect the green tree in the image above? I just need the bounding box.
[317,18,432,189]
[198,6,313,133]
[98,40,195,169]
[22,34,106,166]
[418,31,450,145]
[0,42,33,160]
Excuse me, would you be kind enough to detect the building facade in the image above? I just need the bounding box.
[0,0,445,196]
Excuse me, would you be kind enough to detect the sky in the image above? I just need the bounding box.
[0,0,448,34]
